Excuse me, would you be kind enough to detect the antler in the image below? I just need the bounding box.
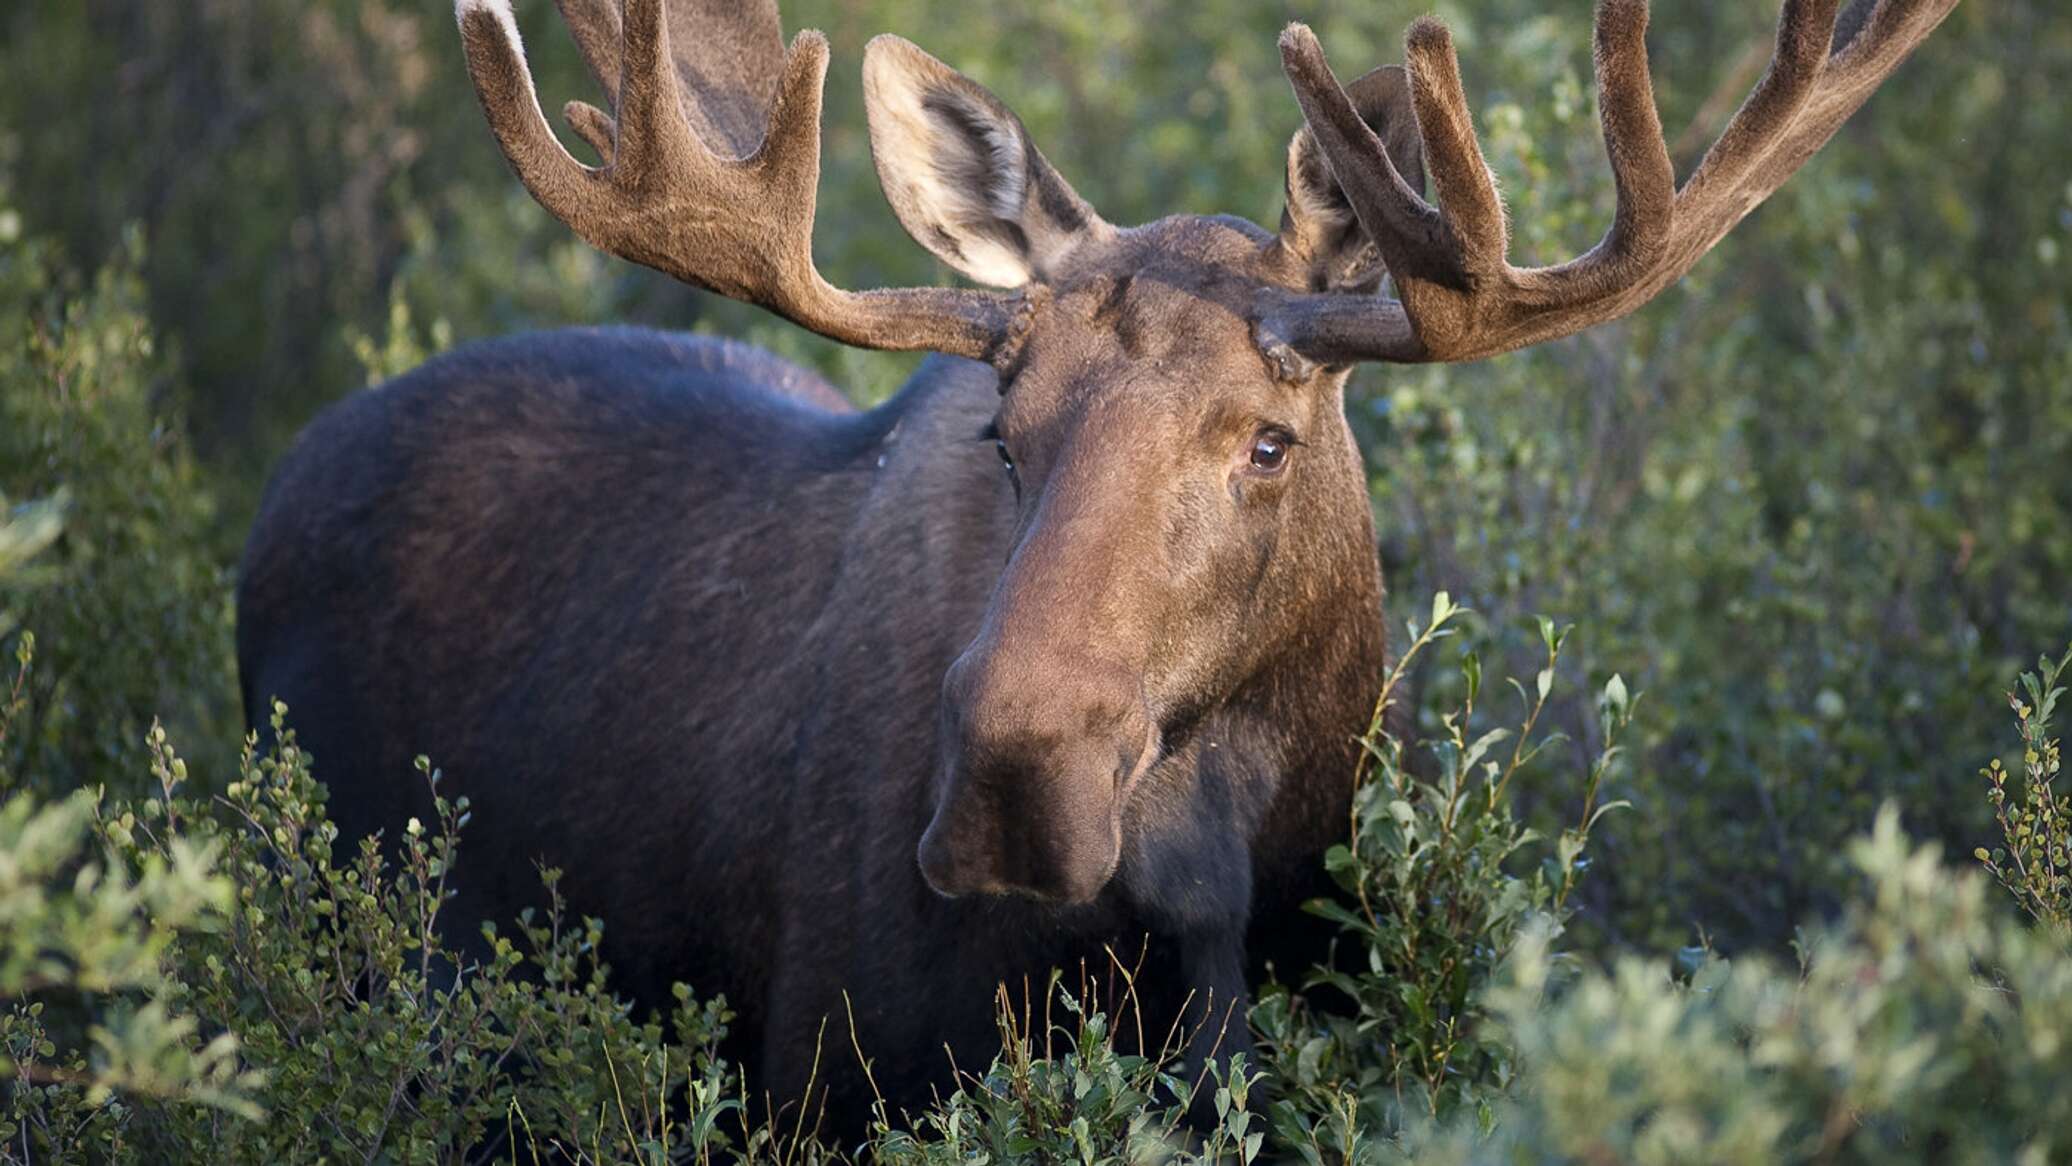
[455,0,1025,360]
[1262,0,1960,365]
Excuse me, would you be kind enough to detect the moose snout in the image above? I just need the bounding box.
[918,651,1154,904]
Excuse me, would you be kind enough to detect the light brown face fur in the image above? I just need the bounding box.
[916,216,1388,901]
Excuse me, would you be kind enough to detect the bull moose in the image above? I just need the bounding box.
[236,0,1958,1135]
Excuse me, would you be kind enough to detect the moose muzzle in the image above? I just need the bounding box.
[919,650,1156,904]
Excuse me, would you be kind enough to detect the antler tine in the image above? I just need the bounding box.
[554,0,625,112]
[1533,0,1675,299]
[1277,27,1450,292]
[607,0,702,185]
[1700,0,1949,201]
[458,1,605,223]
[456,0,1024,361]
[1678,0,1843,207]
[1268,0,1960,366]
[1400,18,1510,278]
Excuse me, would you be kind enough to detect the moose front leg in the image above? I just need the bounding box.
[1175,929,1255,1130]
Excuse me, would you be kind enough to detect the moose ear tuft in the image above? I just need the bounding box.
[864,36,1105,288]
[1278,64,1426,291]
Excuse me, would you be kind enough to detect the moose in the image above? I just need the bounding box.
[237,0,1957,1135]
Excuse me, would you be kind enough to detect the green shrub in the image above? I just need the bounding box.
[1253,598,1633,1161]
[103,708,742,1163]
[4,699,753,1163]
[1287,1,2070,956]
[1976,644,2072,934]
[1380,646,2072,1165]
[0,218,235,796]
[867,990,1265,1166]
[1398,807,2072,1165]
[0,636,256,1161]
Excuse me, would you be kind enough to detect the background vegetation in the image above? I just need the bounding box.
[0,0,2066,1160]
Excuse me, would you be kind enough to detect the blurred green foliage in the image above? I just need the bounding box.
[0,223,235,795]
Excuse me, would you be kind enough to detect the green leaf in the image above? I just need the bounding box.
[1603,673,1629,715]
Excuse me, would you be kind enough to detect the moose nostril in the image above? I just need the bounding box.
[927,648,1152,902]
[917,798,1016,900]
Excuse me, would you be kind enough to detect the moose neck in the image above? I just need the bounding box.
[1217,407,1389,907]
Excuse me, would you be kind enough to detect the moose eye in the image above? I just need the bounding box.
[1248,429,1293,474]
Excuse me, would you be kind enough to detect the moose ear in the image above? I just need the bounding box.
[1278,64,1426,291]
[864,36,1106,289]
